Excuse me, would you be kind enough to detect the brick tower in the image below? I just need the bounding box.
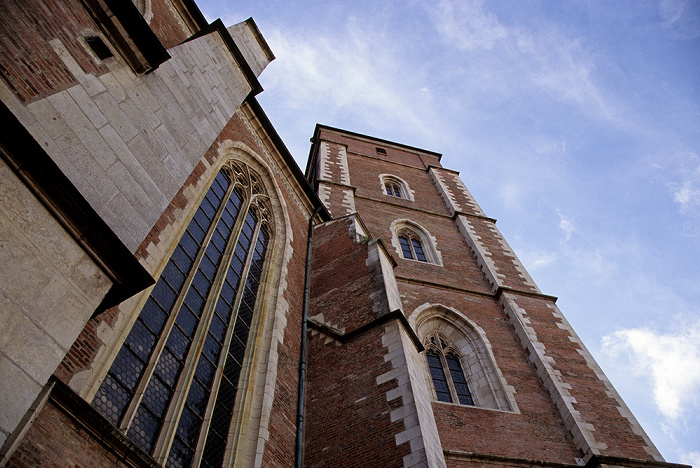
[303,125,674,468]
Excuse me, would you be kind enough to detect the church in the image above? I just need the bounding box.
[0,0,685,467]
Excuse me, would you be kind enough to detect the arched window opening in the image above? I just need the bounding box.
[424,332,475,406]
[385,181,403,198]
[398,233,427,262]
[391,220,441,265]
[414,306,517,412]
[93,160,272,467]
[379,174,412,201]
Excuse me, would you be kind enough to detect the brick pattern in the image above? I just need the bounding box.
[501,293,663,462]
[399,285,580,465]
[309,216,379,331]
[0,0,107,103]
[455,216,540,294]
[315,140,356,217]
[304,325,412,468]
[318,129,441,170]
[148,0,196,49]
[6,400,133,468]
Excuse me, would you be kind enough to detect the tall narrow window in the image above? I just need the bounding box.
[424,332,474,406]
[93,161,272,467]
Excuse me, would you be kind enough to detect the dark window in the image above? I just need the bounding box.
[376,147,387,155]
[93,163,271,465]
[425,334,474,406]
[85,36,113,60]
[398,233,427,262]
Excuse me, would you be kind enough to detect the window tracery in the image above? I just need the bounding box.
[92,160,272,467]
[413,305,517,413]
[424,332,475,405]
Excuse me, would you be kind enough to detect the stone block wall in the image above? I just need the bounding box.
[0,160,111,450]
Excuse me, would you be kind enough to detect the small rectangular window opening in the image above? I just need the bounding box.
[85,36,113,60]
[376,147,387,155]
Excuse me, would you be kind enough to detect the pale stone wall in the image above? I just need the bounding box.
[0,160,111,448]
[1,26,269,253]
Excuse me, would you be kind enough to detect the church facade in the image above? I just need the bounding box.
[0,1,684,467]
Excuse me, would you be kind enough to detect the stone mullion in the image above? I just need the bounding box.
[196,216,263,468]
[118,180,238,433]
[151,181,253,463]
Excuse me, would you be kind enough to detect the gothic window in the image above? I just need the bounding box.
[92,161,271,468]
[385,181,403,198]
[414,306,517,412]
[424,332,474,406]
[391,220,441,265]
[398,233,427,262]
[379,175,412,201]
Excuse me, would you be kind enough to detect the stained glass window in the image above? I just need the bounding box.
[93,162,271,467]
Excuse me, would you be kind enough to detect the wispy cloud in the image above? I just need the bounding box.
[679,451,700,468]
[420,0,620,124]
[602,323,700,420]
[659,0,700,40]
[258,22,439,142]
[556,208,575,242]
[429,0,507,51]
[668,152,700,216]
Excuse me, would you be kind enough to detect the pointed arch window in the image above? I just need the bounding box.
[392,220,442,265]
[93,161,272,467]
[379,174,412,201]
[424,332,474,406]
[398,233,427,262]
[385,180,403,198]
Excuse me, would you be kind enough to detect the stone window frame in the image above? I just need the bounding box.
[424,331,475,406]
[379,174,414,201]
[91,159,275,467]
[390,219,442,266]
[412,304,518,413]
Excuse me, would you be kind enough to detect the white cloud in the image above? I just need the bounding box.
[519,250,557,270]
[602,323,700,420]
[421,0,620,125]
[556,209,575,242]
[679,450,700,468]
[665,151,700,222]
[259,23,437,141]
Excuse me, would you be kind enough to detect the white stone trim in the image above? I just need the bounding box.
[454,215,502,291]
[390,219,443,266]
[546,303,663,462]
[500,293,607,462]
[377,321,447,468]
[428,168,485,217]
[411,304,517,413]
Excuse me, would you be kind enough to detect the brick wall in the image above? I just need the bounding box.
[6,400,133,468]
[0,0,106,103]
[304,325,411,468]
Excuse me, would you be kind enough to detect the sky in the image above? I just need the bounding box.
[198,0,700,463]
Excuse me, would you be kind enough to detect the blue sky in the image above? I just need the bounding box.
[199,0,700,463]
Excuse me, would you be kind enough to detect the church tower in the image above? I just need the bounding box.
[303,125,670,468]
